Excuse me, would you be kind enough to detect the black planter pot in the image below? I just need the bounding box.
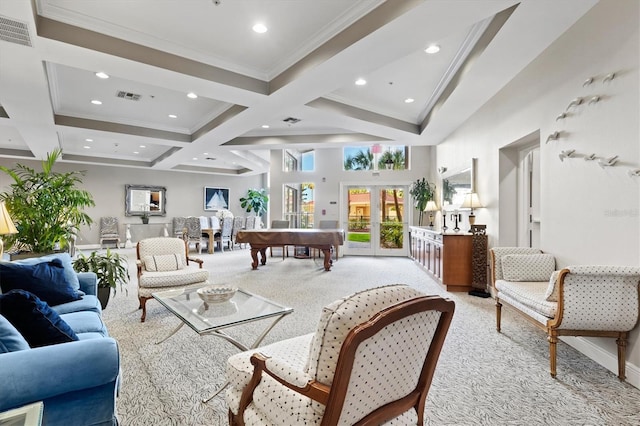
[97,286,112,309]
[141,217,149,224]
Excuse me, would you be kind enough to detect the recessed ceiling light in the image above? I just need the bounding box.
[355,78,367,86]
[85,138,93,142]
[91,100,102,105]
[252,23,267,33]
[425,44,440,54]
[187,92,198,99]
[261,125,269,129]
[192,157,198,161]
[168,114,177,118]
[404,98,415,103]
[95,72,109,79]
[133,151,139,154]
[83,145,91,149]
[139,145,146,148]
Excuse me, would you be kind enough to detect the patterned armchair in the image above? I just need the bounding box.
[172,216,187,238]
[491,247,640,380]
[136,237,209,322]
[99,216,120,249]
[226,284,455,425]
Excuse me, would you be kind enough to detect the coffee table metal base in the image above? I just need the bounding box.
[155,307,290,403]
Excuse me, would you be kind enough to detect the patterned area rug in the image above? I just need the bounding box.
[99,247,640,425]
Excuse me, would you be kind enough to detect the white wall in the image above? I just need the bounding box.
[435,0,640,386]
[268,145,435,226]
[0,158,265,246]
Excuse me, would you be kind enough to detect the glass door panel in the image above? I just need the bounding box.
[378,186,406,256]
[346,187,372,254]
[344,185,408,257]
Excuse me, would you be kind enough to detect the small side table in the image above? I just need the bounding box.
[0,401,44,425]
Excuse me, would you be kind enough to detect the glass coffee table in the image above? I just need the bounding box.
[152,286,293,402]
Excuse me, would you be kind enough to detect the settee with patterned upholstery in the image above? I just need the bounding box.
[225,284,455,425]
[490,247,640,380]
[136,237,209,322]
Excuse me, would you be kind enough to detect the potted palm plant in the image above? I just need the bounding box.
[0,149,94,257]
[72,249,130,309]
[409,177,435,226]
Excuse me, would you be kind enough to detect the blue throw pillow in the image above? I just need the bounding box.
[0,314,30,353]
[11,253,80,293]
[0,259,81,306]
[0,290,78,347]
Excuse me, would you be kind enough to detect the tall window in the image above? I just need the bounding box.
[284,149,315,171]
[283,183,314,228]
[343,145,408,171]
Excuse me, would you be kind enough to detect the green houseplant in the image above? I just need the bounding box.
[72,249,130,309]
[239,188,269,217]
[409,177,435,226]
[0,149,95,255]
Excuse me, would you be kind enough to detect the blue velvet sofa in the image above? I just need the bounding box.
[0,269,120,426]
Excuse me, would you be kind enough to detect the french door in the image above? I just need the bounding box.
[342,185,408,256]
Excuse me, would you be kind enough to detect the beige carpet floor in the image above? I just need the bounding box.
[94,245,640,425]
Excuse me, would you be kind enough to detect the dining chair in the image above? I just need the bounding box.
[214,216,234,252]
[244,216,256,231]
[232,216,246,249]
[312,220,340,261]
[172,216,187,239]
[269,219,290,259]
[184,216,206,254]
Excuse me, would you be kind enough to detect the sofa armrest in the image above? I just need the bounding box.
[236,353,329,418]
[0,338,120,411]
[550,267,640,331]
[78,272,98,296]
[187,256,204,268]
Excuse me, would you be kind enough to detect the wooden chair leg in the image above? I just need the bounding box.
[139,296,148,322]
[548,331,558,378]
[617,332,627,381]
[495,300,502,332]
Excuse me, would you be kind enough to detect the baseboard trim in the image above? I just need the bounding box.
[561,336,639,389]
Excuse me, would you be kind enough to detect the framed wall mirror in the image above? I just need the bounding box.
[442,158,476,211]
[125,184,166,216]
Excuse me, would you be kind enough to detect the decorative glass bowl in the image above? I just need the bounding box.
[197,285,237,303]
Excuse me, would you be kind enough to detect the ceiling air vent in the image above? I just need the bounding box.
[283,117,301,124]
[116,90,142,101]
[0,15,32,47]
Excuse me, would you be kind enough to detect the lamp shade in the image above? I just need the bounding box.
[461,193,482,210]
[424,200,438,212]
[0,202,17,235]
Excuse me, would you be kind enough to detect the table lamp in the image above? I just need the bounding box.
[424,200,438,227]
[461,192,482,231]
[0,202,18,258]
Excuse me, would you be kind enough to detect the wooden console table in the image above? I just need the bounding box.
[409,227,473,292]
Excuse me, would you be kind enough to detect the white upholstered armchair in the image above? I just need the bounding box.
[491,247,640,380]
[226,284,455,425]
[136,237,209,322]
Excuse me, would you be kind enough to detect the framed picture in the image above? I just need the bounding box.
[204,187,230,211]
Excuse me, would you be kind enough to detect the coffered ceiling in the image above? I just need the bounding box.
[0,0,597,175]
